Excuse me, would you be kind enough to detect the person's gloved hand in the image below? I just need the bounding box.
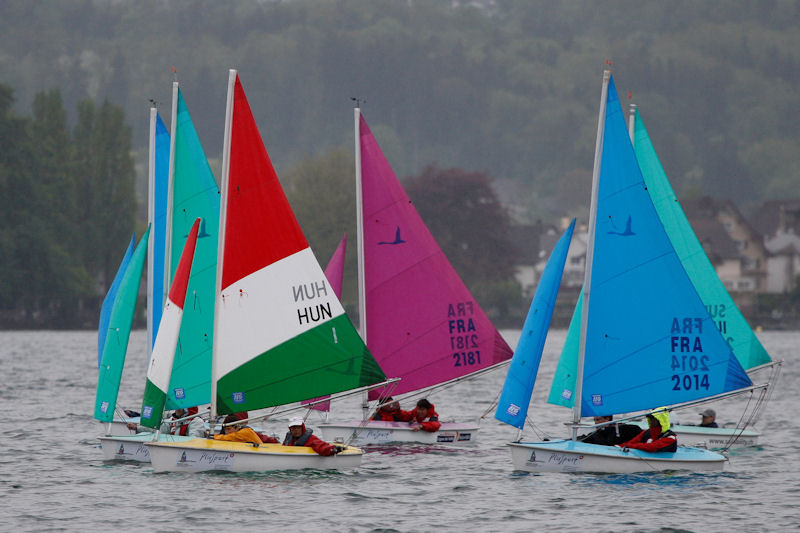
[332,445,346,454]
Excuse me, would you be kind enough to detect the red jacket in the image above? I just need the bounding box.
[283,426,337,456]
[372,407,411,422]
[396,405,441,432]
[620,427,677,453]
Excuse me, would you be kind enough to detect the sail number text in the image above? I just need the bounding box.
[449,301,481,367]
[670,317,710,391]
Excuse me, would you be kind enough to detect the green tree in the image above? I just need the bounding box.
[72,98,137,291]
[403,164,519,289]
[27,89,92,320]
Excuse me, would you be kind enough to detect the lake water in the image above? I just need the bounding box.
[1,329,798,532]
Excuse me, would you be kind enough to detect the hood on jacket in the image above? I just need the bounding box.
[648,407,671,434]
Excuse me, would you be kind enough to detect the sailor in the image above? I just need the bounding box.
[170,406,204,437]
[579,415,641,446]
[126,406,204,436]
[283,416,344,456]
[371,396,409,421]
[699,408,719,428]
[398,399,441,432]
[618,407,677,453]
[213,414,265,445]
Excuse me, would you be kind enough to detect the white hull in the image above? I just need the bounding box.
[145,439,362,472]
[96,418,139,436]
[318,420,479,445]
[508,440,726,474]
[98,434,196,462]
[652,423,758,449]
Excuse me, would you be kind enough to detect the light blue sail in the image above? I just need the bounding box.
[578,76,751,417]
[164,88,220,410]
[97,234,135,367]
[496,219,575,429]
[95,226,151,422]
[149,113,170,348]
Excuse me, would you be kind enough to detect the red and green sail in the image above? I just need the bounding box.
[213,72,385,414]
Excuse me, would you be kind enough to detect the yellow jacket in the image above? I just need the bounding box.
[214,427,263,445]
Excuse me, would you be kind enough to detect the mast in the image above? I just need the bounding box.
[211,69,237,420]
[146,106,157,360]
[354,106,369,419]
[628,103,637,145]
[572,69,610,440]
[165,82,178,288]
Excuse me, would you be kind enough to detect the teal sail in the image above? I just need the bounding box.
[576,76,750,417]
[149,113,170,350]
[547,291,582,408]
[496,219,575,429]
[98,234,135,367]
[164,88,220,410]
[94,226,151,422]
[632,109,771,370]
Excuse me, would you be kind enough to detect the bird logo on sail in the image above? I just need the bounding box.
[607,214,635,236]
[378,226,406,245]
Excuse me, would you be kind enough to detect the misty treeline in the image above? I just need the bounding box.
[0,85,135,327]
[1,0,798,218]
[2,0,799,326]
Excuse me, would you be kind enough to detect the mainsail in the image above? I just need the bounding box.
[163,86,220,411]
[572,75,751,417]
[212,71,385,415]
[140,218,201,429]
[357,111,513,398]
[95,227,151,422]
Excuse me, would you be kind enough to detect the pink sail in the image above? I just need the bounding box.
[302,234,348,412]
[359,114,512,398]
[324,234,347,299]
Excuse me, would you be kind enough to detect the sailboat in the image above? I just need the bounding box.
[99,219,205,461]
[503,70,755,473]
[145,70,388,472]
[546,102,781,450]
[317,109,514,445]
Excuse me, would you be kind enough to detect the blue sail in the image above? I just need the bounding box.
[98,234,135,367]
[495,219,575,429]
[579,76,751,417]
[149,112,170,349]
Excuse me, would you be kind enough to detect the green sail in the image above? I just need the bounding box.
[94,226,151,422]
[164,89,220,410]
[216,314,386,414]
